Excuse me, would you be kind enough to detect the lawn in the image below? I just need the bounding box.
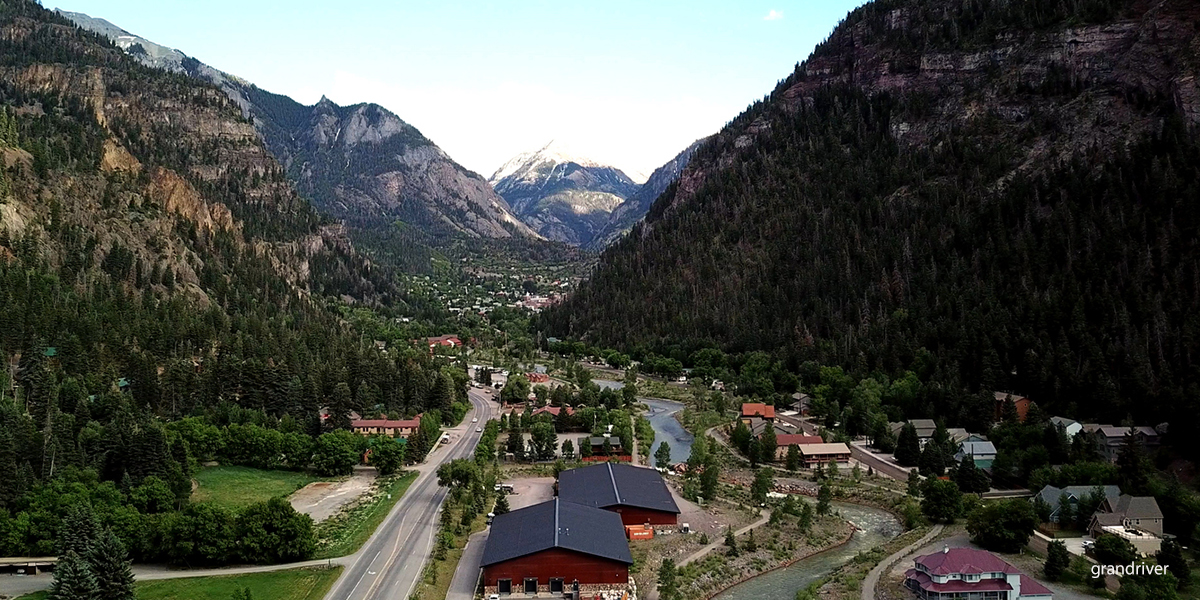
[191,465,325,510]
[314,471,419,559]
[18,566,342,600]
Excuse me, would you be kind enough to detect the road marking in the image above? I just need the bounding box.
[345,550,382,599]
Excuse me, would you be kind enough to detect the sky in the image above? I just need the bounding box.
[56,0,866,180]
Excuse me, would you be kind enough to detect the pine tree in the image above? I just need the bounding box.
[658,558,678,600]
[88,529,135,600]
[48,551,99,600]
[494,494,510,515]
[1044,540,1070,582]
[760,426,777,463]
[894,423,920,466]
[786,444,800,471]
[655,441,672,470]
[817,482,832,515]
[723,526,738,556]
[59,503,100,558]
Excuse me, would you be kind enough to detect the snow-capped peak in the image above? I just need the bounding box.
[488,140,603,185]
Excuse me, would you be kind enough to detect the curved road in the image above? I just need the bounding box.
[325,387,497,600]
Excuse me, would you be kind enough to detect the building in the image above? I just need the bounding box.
[532,405,574,418]
[584,436,625,456]
[994,392,1033,422]
[1086,425,1161,463]
[790,392,812,415]
[797,443,852,468]
[740,402,775,422]
[421,335,463,350]
[904,547,1053,600]
[558,463,681,526]
[749,418,791,438]
[775,434,823,460]
[1088,494,1165,555]
[526,373,551,384]
[890,419,937,447]
[1050,417,1082,439]
[1032,485,1121,524]
[481,498,633,596]
[954,441,998,469]
[350,415,421,438]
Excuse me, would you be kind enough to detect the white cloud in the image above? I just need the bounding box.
[324,71,731,180]
[763,9,784,21]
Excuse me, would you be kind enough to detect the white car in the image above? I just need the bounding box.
[476,427,482,432]
[472,417,478,423]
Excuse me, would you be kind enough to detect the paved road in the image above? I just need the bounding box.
[324,387,497,600]
[447,530,488,600]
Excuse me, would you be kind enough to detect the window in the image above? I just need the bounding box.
[550,578,564,593]
[497,579,511,594]
[524,578,538,593]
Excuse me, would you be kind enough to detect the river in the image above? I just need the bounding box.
[713,501,904,600]
[643,398,694,464]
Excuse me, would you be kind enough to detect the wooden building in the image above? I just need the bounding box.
[797,442,852,468]
[350,415,421,438]
[481,498,633,596]
[558,463,681,526]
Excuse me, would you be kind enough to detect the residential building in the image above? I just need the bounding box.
[584,436,624,456]
[532,405,573,418]
[558,463,681,526]
[350,415,421,438]
[954,441,998,469]
[994,392,1033,422]
[740,402,775,422]
[1049,417,1082,439]
[889,419,937,446]
[775,434,823,460]
[797,443,852,468]
[481,498,633,596]
[749,417,791,438]
[1032,485,1121,524]
[1088,494,1165,555]
[526,372,551,384]
[904,547,1053,600]
[1087,425,1161,463]
[420,335,463,350]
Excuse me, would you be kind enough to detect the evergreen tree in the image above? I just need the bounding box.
[1116,428,1150,495]
[723,526,738,556]
[657,558,678,600]
[760,426,777,463]
[894,423,920,466]
[655,441,672,470]
[48,551,98,600]
[88,529,135,600]
[1157,540,1190,587]
[817,481,832,515]
[494,494,510,515]
[919,441,946,477]
[786,444,800,471]
[1044,540,1070,582]
[58,502,99,558]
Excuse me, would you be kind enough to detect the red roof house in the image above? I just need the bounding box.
[904,547,1053,599]
[773,434,823,460]
[532,406,574,417]
[351,415,422,438]
[740,403,775,421]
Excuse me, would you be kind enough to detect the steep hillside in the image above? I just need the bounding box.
[585,138,707,250]
[489,141,640,245]
[58,10,536,253]
[546,0,1200,438]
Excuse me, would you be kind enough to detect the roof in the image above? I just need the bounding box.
[558,463,680,515]
[750,419,791,437]
[351,416,420,429]
[946,428,972,444]
[904,569,1012,594]
[1113,495,1163,520]
[481,498,633,567]
[993,391,1030,402]
[1050,416,1079,427]
[1020,574,1054,596]
[1096,426,1158,439]
[914,548,1020,576]
[1035,485,1121,510]
[798,443,852,455]
[777,434,823,447]
[533,406,574,416]
[741,403,775,419]
[1091,512,1123,527]
[958,441,997,456]
[588,436,623,447]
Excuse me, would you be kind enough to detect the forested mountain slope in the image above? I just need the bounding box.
[585,138,707,250]
[545,0,1200,442]
[0,0,464,560]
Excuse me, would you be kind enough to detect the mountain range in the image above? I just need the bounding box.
[488,142,641,246]
[58,10,536,249]
[545,0,1200,438]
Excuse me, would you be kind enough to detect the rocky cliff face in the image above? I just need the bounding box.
[489,141,640,245]
[0,5,393,305]
[58,10,534,242]
[585,137,707,250]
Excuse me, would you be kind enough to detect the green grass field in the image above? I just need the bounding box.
[191,466,325,510]
[314,471,418,559]
[17,566,342,600]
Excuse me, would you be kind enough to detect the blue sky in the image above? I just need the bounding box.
[56,0,866,179]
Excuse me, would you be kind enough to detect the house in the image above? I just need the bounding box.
[558,463,681,526]
[1088,494,1165,555]
[740,403,775,422]
[904,547,1053,600]
[774,434,823,460]
[994,392,1033,422]
[748,418,791,438]
[1088,425,1161,463]
[421,335,463,350]
[797,443,852,468]
[526,373,550,384]
[1032,485,1121,524]
[481,498,633,596]
[350,415,421,438]
[790,392,811,415]
[890,419,937,446]
[532,405,574,418]
[585,436,624,456]
[1050,417,1083,439]
[954,441,998,469]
